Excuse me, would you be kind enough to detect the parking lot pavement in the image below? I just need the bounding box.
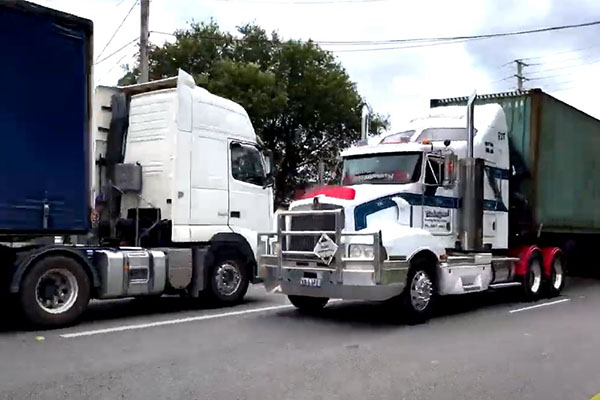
[1,278,599,400]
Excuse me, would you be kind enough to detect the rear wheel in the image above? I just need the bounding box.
[288,295,329,312]
[20,255,91,328]
[546,255,565,297]
[208,252,249,305]
[521,255,543,300]
[401,258,437,323]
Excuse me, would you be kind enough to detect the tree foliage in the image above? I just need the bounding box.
[120,21,389,206]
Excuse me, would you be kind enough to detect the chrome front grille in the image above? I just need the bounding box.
[288,213,337,252]
[278,205,344,260]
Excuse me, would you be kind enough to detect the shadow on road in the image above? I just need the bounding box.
[271,277,599,328]
[1,277,596,333]
[270,288,564,329]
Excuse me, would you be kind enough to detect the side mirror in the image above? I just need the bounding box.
[443,153,458,187]
[263,149,274,174]
[262,173,275,189]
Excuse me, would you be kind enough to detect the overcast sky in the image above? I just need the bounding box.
[33,0,600,130]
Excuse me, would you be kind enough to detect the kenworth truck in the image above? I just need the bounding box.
[259,89,600,321]
[0,1,272,327]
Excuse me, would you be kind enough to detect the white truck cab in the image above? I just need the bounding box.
[116,71,272,252]
[259,97,561,321]
[94,70,273,255]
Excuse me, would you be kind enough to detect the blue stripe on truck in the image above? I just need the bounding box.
[354,191,508,231]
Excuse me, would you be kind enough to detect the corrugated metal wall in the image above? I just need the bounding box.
[535,94,600,231]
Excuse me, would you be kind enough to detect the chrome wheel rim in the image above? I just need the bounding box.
[529,260,542,294]
[410,271,433,312]
[552,259,564,290]
[215,263,242,296]
[35,268,79,314]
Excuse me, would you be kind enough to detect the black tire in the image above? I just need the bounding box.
[400,257,437,324]
[288,295,329,312]
[19,255,91,328]
[546,254,566,297]
[208,252,249,305]
[521,254,543,301]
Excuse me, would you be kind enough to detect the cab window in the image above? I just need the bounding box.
[230,142,265,186]
[425,156,444,186]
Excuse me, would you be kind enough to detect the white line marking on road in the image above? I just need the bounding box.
[60,303,295,338]
[509,298,571,314]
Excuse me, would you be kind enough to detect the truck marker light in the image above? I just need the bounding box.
[421,139,432,144]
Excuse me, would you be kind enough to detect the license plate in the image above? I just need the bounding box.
[300,277,321,288]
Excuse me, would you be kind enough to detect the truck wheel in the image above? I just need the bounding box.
[401,258,437,323]
[521,255,543,300]
[19,255,91,328]
[546,255,565,297]
[288,295,329,312]
[208,253,249,305]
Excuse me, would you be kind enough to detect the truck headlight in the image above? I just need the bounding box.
[348,244,374,259]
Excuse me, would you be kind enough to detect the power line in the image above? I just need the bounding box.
[532,53,600,67]
[150,30,174,37]
[521,45,600,61]
[97,52,131,84]
[529,73,578,81]
[313,19,600,46]
[94,37,139,65]
[150,29,477,51]
[326,38,486,53]
[150,18,600,54]
[95,0,139,62]
[528,57,600,78]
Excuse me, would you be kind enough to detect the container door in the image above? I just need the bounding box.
[0,6,90,232]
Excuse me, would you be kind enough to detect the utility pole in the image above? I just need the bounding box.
[514,59,528,91]
[318,160,325,185]
[139,0,149,83]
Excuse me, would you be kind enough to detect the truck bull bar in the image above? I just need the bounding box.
[258,209,409,301]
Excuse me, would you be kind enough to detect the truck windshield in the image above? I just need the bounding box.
[342,152,422,185]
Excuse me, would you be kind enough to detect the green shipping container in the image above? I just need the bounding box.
[431,89,600,234]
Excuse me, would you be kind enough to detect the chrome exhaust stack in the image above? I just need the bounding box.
[361,104,372,140]
[459,92,484,251]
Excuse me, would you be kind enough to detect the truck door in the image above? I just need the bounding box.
[422,155,454,238]
[228,141,272,234]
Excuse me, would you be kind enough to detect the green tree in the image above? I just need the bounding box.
[120,21,389,206]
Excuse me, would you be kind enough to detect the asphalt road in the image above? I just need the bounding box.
[1,279,600,400]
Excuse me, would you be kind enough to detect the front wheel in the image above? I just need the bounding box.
[288,295,329,312]
[19,255,91,328]
[208,253,249,305]
[401,259,437,323]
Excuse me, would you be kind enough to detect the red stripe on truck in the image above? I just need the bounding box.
[299,186,356,200]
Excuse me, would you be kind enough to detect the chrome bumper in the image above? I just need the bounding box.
[258,209,409,302]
